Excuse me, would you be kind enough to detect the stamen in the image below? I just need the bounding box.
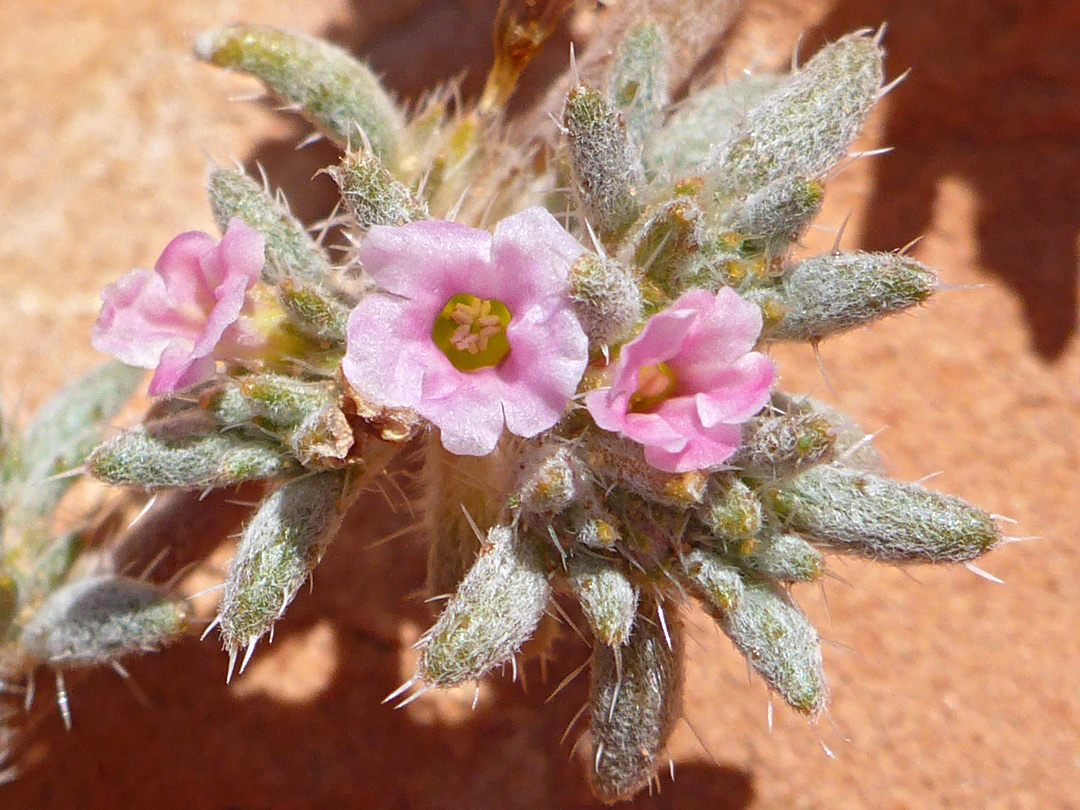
[433,293,513,371]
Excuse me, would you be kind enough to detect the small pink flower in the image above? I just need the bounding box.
[585,287,775,473]
[91,219,266,395]
[342,208,589,456]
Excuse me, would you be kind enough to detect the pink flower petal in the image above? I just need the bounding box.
[343,213,589,455]
[92,219,266,395]
[359,220,492,304]
[585,286,775,472]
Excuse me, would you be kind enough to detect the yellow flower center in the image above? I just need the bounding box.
[628,362,678,412]
[432,294,513,372]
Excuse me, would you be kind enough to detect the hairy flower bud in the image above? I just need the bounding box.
[417,526,552,686]
[195,24,404,161]
[752,252,937,342]
[564,84,643,241]
[587,597,682,802]
[769,465,1001,563]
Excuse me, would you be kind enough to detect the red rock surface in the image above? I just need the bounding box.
[1,1,1078,808]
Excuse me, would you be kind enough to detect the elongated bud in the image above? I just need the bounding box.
[195,25,404,161]
[740,530,824,582]
[217,469,354,664]
[587,597,682,802]
[719,176,825,258]
[327,149,428,231]
[608,24,669,151]
[207,167,334,284]
[698,476,762,545]
[20,575,189,668]
[564,84,643,241]
[679,548,744,611]
[751,252,937,342]
[716,575,827,715]
[278,279,350,344]
[568,253,644,346]
[515,443,582,515]
[584,430,707,507]
[708,31,884,197]
[417,526,552,686]
[646,73,783,174]
[769,465,1001,563]
[566,553,639,647]
[88,417,298,489]
[732,412,836,480]
[14,362,144,522]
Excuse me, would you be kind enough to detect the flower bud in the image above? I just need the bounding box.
[563,84,643,241]
[88,416,298,490]
[769,465,1001,563]
[195,25,404,162]
[217,469,354,672]
[751,251,937,341]
[708,30,884,197]
[608,24,668,151]
[587,597,682,802]
[716,575,827,716]
[20,575,189,669]
[328,148,428,231]
[567,253,644,346]
[566,552,639,647]
[417,526,552,686]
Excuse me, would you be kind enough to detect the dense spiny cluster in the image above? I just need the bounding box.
[0,15,1002,803]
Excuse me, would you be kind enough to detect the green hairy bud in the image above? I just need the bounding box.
[608,24,669,151]
[20,575,189,669]
[217,469,354,676]
[680,548,744,612]
[566,552,639,647]
[716,575,827,716]
[740,530,824,582]
[584,430,707,507]
[770,465,1002,563]
[624,198,702,296]
[417,526,552,687]
[515,443,582,515]
[587,598,682,802]
[88,417,298,489]
[278,279,350,344]
[328,149,428,230]
[195,24,404,162]
[12,361,143,522]
[708,30,884,197]
[698,476,762,544]
[753,252,938,342]
[719,175,825,258]
[207,167,334,285]
[563,84,644,241]
[568,253,644,346]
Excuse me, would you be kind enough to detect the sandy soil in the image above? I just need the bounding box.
[1,0,1077,808]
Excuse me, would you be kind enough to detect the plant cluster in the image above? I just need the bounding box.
[0,5,1003,802]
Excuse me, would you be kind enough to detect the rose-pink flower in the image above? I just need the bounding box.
[91,218,265,395]
[342,208,588,456]
[585,287,775,473]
